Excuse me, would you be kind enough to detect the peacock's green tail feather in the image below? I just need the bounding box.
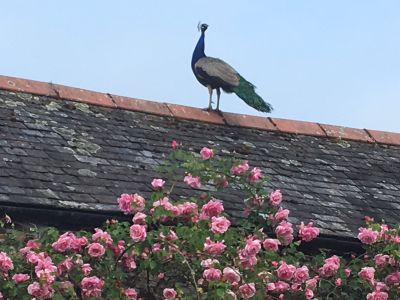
[233,76,273,113]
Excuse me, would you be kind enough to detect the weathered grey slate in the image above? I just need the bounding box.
[0,90,399,241]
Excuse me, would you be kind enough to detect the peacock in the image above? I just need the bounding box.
[191,23,273,113]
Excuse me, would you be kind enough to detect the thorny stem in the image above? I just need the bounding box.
[114,242,135,269]
[167,181,177,196]
[68,273,83,300]
[173,245,200,300]
[319,278,339,299]
[147,269,151,295]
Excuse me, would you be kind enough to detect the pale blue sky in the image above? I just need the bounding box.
[1,1,399,132]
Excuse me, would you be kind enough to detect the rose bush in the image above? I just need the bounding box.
[0,141,398,299]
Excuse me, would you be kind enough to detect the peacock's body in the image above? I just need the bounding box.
[191,23,272,113]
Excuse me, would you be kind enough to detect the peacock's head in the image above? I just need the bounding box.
[198,23,208,33]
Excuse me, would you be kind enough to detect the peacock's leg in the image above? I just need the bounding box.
[207,85,213,110]
[216,88,221,111]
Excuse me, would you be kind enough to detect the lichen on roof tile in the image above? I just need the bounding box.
[0,88,400,241]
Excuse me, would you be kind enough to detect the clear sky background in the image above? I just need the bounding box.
[1,1,399,132]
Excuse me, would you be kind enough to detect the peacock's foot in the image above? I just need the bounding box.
[202,106,213,111]
[214,108,223,115]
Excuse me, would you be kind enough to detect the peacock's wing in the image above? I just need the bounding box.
[194,57,240,91]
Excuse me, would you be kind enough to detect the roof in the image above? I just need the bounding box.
[1,75,400,246]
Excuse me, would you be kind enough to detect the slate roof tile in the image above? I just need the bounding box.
[1,86,400,242]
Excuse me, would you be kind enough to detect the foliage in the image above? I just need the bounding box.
[0,142,399,300]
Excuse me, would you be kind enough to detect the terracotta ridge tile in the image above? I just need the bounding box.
[365,129,400,146]
[223,112,277,131]
[0,75,57,97]
[319,123,375,143]
[0,74,399,146]
[271,117,327,137]
[52,83,116,108]
[166,103,225,125]
[111,94,172,117]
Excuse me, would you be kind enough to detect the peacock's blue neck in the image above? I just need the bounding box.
[191,33,206,71]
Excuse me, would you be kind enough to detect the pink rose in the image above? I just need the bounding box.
[306,277,319,290]
[57,258,73,276]
[132,212,147,224]
[171,140,179,149]
[151,178,165,189]
[319,255,340,277]
[344,268,351,277]
[275,281,290,292]
[375,282,387,291]
[384,271,400,285]
[231,161,250,175]
[27,282,54,299]
[82,263,92,275]
[305,288,314,300]
[248,167,262,183]
[201,199,224,217]
[319,263,339,277]
[211,216,231,234]
[123,256,137,271]
[291,283,301,291]
[178,202,198,216]
[239,250,258,268]
[243,238,262,257]
[267,282,276,291]
[269,190,282,206]
[87,243,105,258]
[270,208,290,224]
[204,238,226,255]
[277,262,296,281]
[0,251,13,272]
[12,273,30,283]
[239,283,256,299]
[81,276,104,298]
[92,228,113,245]
[27,239,41,249]
[335,278,342,286]
[324,255,340,265]
[124,288,138,300]
[374,254,390,267]
[247,196,264,208]
[200,147,214,160]
[223,267,241,284]
[367,290,388,300]
[130,224,147,242]
[201,258,219,268]
[184,174,202,188]
[358,267,375,284]
[263,238,281,252]
[275,221,294,246]
[118,193,145,214]
[149,243,160,253]
[203,268,222,281]
[118,193,135,214]
[163,288,177,299]
[358,227,379,245]
[294,266,309,283]
[52,232,75,253]
[167,230,178,241]
[299,222,320,242]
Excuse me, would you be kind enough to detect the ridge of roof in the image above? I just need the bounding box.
[1,74,399,146]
